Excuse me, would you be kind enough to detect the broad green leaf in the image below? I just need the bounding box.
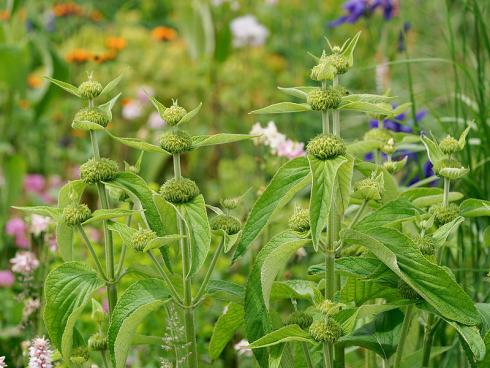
[108,222,136,244]
[336,154,354,216]
[460,199,490,217]
[177,102,202,126]
[421,135,444,164]
[270,280,321,303]
[234,157,311,261]
[71,119,105,131]
[412,192,464,207]
[342,94,395,104]
[447,321,486,364]
[334,257,390,280]
[355,198,422,231]
[400,187,442,201]
[108,279,170,368]
[44,262,104,359]
[100,74,123,98]
[99,93,121,120]
[249,325,314,349]
[143,235,184,252]
[477,303,490,336]
[153,195,179,241]
[347,140,380,156]
[308,154,347,248]
[342,227,480,325]
[478,332,490,367]
[12,205,60,219]
[213,229,241,253]
[339,277,399,305]
[45,76,80,97]
[277,86,308,99]
[339,101,392,114]
[106,131,166,153]
[148,96,166,117]
[207,280,244,304]
[400,347,452,368]
[209,303,244,359]
[336,304,407,335]
[250,102,312,114]
[432,216,464,246]
[244,231,310,366]
[191,133,254,148]
[82,208,139,225]
[177,195,211,275]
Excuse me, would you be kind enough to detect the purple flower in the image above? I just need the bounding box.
[6,217,29,248]
[0,270,15,287]
[329,0,399,28]
[24,174,45,194]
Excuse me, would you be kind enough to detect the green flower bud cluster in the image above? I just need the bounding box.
[309,317,342,343]
[220,197,240,210]
[131,228,156,252]
[433,158,468,180]
[398,280,421,301]
[288,208,310,233]
[383,157,407,174]
[430,204,460,227]
[88,333,108,351]
[160,130,193,154]
[163,101,187,126]
[210,214,241,235]
[160,177,200,204]
[439,135,460,155]
[69,347,89,365]
[307,134,346,160]
[74,107,110,127]
[364,128,393,149]
[381,138,396,155]
[354,177,383,201]
[413,234,436,256]
[80,158,119,184]
[78,79,102,99]
[310,50,349,81]
[317,300,342,316]
[63,204,91,226]
[286,311,313,330]
[307,88,342,111]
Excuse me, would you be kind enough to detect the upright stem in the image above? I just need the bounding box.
[194,238,224,303]
[147,251,184,305]
[322,81,330,134]
[173,153,199,368]
[443,178,450,208]
[291,299,314,368]
[332,76,340,136]
[393,304,415,368]
[78,225,107,280]
[421,314,436,367]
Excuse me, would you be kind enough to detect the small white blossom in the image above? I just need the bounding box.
[230,15,269,48]
[30,215,51,236]
[234,339,253,357]
[28,337,52,368]
[10,252,39,275]
[0,356,7,368]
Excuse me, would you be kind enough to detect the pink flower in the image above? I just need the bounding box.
[122,100,143,120]
[0,356,7,368]
[137,85,154,104]
[6,218,29,248]
[24,174,46,194]
[30,215,51,236]
[0,270,15,287]
[234,339,253,357]
[28,337,52,368]
[23,298,41,320]
[10,252,39,275]
[277,139,305,159]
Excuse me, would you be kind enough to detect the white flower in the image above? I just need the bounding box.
[10,251,39,275]
[147,111,166,129]
[122,100,143,120]
[230,15,269,48]
[28,337,52,368]
[234,339,253,357]
[277,139,305,159]
[30,215,51,236]
[0,356,7,368]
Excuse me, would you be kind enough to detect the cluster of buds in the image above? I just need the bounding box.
[131,228,157,252]
[307,134,346,160]
[62,204,92,226]
[210,214,241,235]
[288,207,310,233]
[160,177,200,204]
[353,172,384,201]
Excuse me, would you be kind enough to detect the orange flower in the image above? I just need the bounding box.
[52,3,82,17]
[18,99,30,109]
[151,26,176,42]
[0,10,10,21]
[89,10,103,22]
[27,75,42,89]
[105,37,126,51]
[93,50,117,64]
[66,49,92,64]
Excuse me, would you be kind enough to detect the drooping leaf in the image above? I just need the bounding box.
[207,280,244,304]
[234,157,311,261]
[250,102,312,114]
[432,216,464,246]
[106,131,166,153]
[12,205,60,219]
[108,279,170,368]
[270,280,321,303]
[99,93,121,121]
[209,303,244,359]
[45,76,80,97]
[249,325,315,349]
[460,199,490,217]
[44,262,104,359]
[191,133,254,148]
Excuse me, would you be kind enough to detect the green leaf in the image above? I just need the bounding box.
[99,93,121,120]
[400,187,443,201]
[108,279,170,368]
[270,280,321,303]
[148,96,166,117]
[478,332,490,367]
[209,303,244,359]
[338,277,399,305]
[432,216,464,246]
[100,74,123,98]
[447,322,486,364]
[244,231,310,367]
[106,131,166,153]
[44,262,104,359]
[460,199,490,217]
[355,198,422,231]
[412,192,464,207]
[71,119,105,131]
[458,126,471,150]
[340,31,361,67]
[308,155,347,248]
[234,156,311,261]
[143,234,184,252]
[421,135,444,164]
[277,86,310,99]
[400,347,452,368]
[191,133,254,148]
[207,280,244,304]
[339,101,393,114]
[82,208,139,225]
[177,102,202,126]
[250,102,312,114]
[107,222,136,245]
[213,229,241,253]
[249,325,314,349]
[342,94,395,104]
[334,257,390,280]
[12,205,60,219]
[45,76,80,97]
[341,227,480,325]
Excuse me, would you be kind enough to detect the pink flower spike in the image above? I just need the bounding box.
[6,217,26,237]
[10,252,39,275]
[24,174,46,194]
[0,270,15,287]
[28,337,52,368]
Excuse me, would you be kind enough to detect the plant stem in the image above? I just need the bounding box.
[322,81,330,134]
[350,201,367,229]
[324,342,334,368]
[332,76,340,136]
[173,153,199,368]
[148,251,184,305]
[115,202,134,277]
[443,178,450,208]
[194,238,224,303]
[78,225,107,280]
[100,351,109,368]
[393,304,415,368]
[421,314,436,367]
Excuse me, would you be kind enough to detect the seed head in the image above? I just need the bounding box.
[431,204,460,227]
[307,134,346,160]
[307,88,342,111]
[413,234,436,256]
[286,311,313,330]
[74,107,110,127]
[398,280,421,300]
[78,80,103,99]
[160,130,193,154]
[88,333,107,351]
[354,177,383,201]
[162,102,187,126]
[316,300,342,316]
[288,208,310,233]
[439,135,460,155]
[308,318,342,343]
[160,177,200,204]
[131,228,156,252]
[80,158,119,184]
[326,53,349,74]
[210,214,241,235]
[62,204,91,226]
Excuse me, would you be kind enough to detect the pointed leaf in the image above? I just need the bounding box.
[177,102,202,126]
[149,96,166,118]
[209,303,244,359]
[355,198,422,231]
[82,208,139,225]
[207,280,244,304]
[249,325,314,349]
[45,76,80,97]
[191,134,254,149]
[340,31,361,67]
[71,120,105,131]
[143,234,185,252]
[339,101,393,114]
[277,86,308,99]
[99,93,121,121]
[460,199,490,217]
[458,126,471,150]
[342,94,395,104]
[106,131,166,153]
[421,134,444,164]
[100,74,123,98]
[250,102,312,115]
[12,205,60,219]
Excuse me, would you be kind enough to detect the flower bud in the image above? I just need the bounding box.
[131,228,156,252]
[78,80,103,99]
[80,158,119,184]
[74,107,110,127]
[88,333,107,351]
[398,280,421,300]
[160,130,193,154]
[381,138,396,155]
[162,102,187,126]
[69,347,89,365]
[383,157,407,174]
[286,311,313,330]
[317,300,342,316]
[307,88,342,111]
[326,52,349,75]
[308,318,342,343]
[363,128,393,149]
[288,208,310,233]
[220,197,240,210]
[439,135,460,155]
[210,214,241,235]
[307,134,346,160]
[63,204,91,226]
[430,204,460,227]
[160,177,200,204]
[310,61,336,81]
[354,177,383,201]
[413,234,435,256]
[433,158,468,180]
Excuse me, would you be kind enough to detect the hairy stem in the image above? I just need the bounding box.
[332,76,340,135]
[421,314,436,367]
[194,238,224,303]
[78,225,107,280]
[443,177,450,208]
[147,251,184,306]
[115,202,134,277]
[393,304,415,368]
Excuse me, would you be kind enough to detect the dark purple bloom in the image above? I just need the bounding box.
[329,0,399,28]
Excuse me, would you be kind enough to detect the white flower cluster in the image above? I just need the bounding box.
[250,121,305,159]
[230,15,269,48]
[28,337,52,368]
[10,251,39,275]
[0,356,7,368]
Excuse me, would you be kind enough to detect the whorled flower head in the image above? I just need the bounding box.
[10,251,39,275]
[210,214,241,235]
[354,177,383,201]
[62,204,92,226]
[307,88,342,111]
[398,280,421,301]
[131,228,157,252]
[78,80,103,99]
[383,157,407,174]
[413,234,436,256]
[433,158,467,180]
[430,203,460,227]
[316,300,342,316]
[439,135,460,155]
[74,107,110,128]
[308,318,342,343]
[307,134,346,160]
[363,128,393,149]
[69,347,89,365]
[160,130,193,154]
[162,102,187,126]
[286,311,313,330]
[326,52,349,74]
[28,337,52,368]
[80,158,119,184]
[88,333,108,351]
[160,177,200,204]
[288,208,310,233]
